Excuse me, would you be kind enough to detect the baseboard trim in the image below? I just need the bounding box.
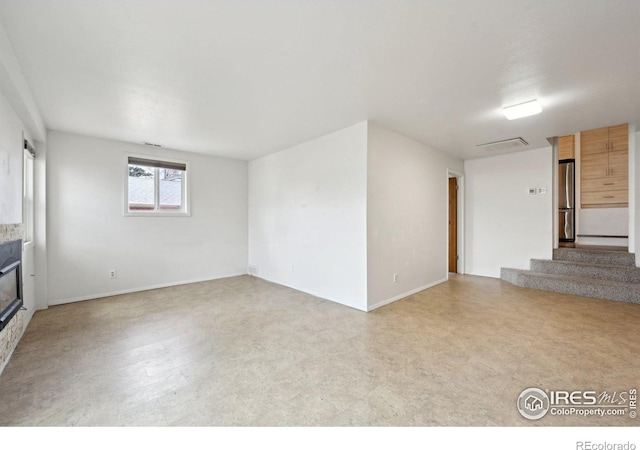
[48,272,248,306]
[366,278,448,312]
[251,275,368,312]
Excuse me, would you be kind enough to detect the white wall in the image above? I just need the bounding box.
[0,18,44,225]
[0,18,46,321]
[577,208,628,247]
[248,122,368,311]
[46,131,248,305]
[0,20,45,142]
[366,123,463,310]
[0,91,23,224]
[0,92,41,324]
[465,147,553,278]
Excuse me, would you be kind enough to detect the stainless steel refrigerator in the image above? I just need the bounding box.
[558,160,575,242]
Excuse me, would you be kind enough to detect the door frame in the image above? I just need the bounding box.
[447,169,465,277]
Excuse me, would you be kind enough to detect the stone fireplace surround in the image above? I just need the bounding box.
[0,224,25,374]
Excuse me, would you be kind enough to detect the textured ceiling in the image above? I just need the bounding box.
[0,0,639,160]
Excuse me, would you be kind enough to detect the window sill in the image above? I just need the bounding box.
[124,212,191,217]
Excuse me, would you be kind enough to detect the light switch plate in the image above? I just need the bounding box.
[528,188,537,195]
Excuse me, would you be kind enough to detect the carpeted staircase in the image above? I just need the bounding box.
[501,248,640,304]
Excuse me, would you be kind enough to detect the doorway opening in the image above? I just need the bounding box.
[448,177,457,273]
[447,170,464,275]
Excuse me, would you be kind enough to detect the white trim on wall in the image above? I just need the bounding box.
[367,278,448,312]
[48,272,247,306]
[253,274,368,313]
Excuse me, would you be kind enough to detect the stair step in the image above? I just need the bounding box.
[553,248,636,266]
[500,268,640,304]
[530,259,640,283]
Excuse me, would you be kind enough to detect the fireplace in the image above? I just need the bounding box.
[0,239,22,333]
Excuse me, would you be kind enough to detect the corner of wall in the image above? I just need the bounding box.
[248,122,369,310]
[366,124,464,309]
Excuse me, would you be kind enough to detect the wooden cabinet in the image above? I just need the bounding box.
[558,135,575,160]
[580,123,628,208]
[581,190,628,206]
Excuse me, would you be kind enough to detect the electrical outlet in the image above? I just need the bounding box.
[528,187,537,195]
[537,187,547,195]
[108,269,117,279]
[393,273,398,283]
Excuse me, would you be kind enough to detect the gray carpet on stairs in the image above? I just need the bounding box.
[552,248,635,266]
[501,248,639,304]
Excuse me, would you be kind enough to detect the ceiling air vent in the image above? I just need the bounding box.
[476,137,528,152]
[143,142,162,148]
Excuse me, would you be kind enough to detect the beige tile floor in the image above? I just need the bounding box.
[0,274,638,426]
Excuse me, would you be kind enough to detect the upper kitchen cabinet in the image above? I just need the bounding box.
[558,135,575,160]
[580,123,628,208]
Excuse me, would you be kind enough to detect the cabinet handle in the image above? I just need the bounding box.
[603,196,614,199]
[603,183,614,185]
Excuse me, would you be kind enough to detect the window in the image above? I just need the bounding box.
[126,156,189,215]
[23,145,35,246]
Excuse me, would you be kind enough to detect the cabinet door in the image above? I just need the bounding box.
[580,127,608,156]
[608,123,628,152]
[581,152,608,179]
[558,135,575,160]
[581,190,628,208]
[609,150,628,178]
[581,177,627,192]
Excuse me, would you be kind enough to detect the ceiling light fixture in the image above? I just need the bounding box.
[502,100,542,120]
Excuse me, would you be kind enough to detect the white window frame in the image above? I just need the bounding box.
[23,146,35,249]
[124,153,191,217]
